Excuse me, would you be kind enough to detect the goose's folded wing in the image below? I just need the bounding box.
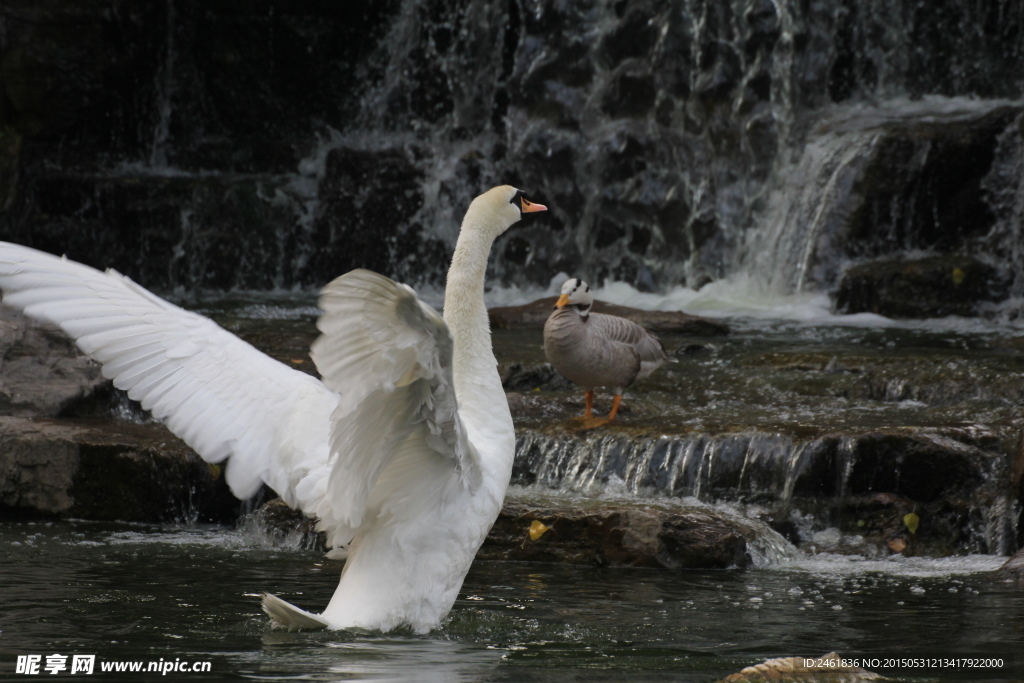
[0,242,338,507]
[309,269,481,546]
[591,313,667,364]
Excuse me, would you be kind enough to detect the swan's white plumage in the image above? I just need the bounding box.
[0,184,541,633]
[0,247,336,504]
[308,268,480,548]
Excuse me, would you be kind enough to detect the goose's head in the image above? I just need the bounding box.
[463,185,547,239]
[554,277,593,317]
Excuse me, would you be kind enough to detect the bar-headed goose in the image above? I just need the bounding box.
[543,277,669,425]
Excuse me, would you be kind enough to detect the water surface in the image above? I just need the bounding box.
[1,521,1018,682]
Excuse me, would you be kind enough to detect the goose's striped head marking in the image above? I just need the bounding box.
[554,277,593,316]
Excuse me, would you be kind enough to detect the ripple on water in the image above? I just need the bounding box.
[775,552,1008,579]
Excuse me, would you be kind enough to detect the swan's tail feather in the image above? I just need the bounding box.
[261,593,330,631]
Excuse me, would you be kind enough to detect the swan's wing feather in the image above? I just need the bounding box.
[310,269,480,545]
[0,242,337,508]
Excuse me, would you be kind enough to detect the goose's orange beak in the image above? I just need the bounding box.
[554,293,570,308]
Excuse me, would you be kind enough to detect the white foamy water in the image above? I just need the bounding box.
[484,272,1024,334]
[776,552,1008,579]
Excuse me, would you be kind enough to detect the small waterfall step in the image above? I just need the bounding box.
[511,426,1019,557]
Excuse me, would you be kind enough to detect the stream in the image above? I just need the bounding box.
[1,520,1018,682]
[5,292,1015,680]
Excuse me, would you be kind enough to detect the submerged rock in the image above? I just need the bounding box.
[489,296,730,335]
[834,255,1010,318]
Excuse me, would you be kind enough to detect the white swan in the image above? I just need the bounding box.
[0,185,547,633]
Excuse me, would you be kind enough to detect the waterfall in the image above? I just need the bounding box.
[744,127,881,294]
[981,111,1024,322]
[513,428,1017,554]
[149,0,176,170]
[6,1,1024,294]
[738,97,1024,298]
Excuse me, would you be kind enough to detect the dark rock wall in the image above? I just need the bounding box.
[1,0,1023,293]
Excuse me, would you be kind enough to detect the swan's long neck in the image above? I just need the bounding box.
[444,224,500,400]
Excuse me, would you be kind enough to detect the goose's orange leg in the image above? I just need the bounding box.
[584,390,595,418]
[606,394,623,422]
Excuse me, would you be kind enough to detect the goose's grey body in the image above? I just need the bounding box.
[543,278,670,423]
[546,309,656,392]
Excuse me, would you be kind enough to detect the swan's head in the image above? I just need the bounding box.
[464,185,547,238]
[554,277,593,316]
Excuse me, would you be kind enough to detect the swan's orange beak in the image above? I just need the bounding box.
[521,198,547,213]
[554,294,570,308]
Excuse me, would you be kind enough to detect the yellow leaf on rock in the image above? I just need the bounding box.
[952,267,966,286]
[528,520,550,541]
[903,512,920,534]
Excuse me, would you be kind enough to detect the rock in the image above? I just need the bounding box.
[0,126,22,211]
[301,146,434,287]
[0,416,237,523]
[245,495,788,570]
[990,548,1024,582]
[5,171,299,291]
[0,308,108,417]
[674,343,714,358]
[241,497,326,552]
[500,362,574,392]
[834,255,1010,318]
[478,499,784,569]
[717,652,883,683]
[840,106,1021,260]
[488,296,730,335]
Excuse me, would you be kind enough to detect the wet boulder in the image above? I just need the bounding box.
[834,255,1010,318]
[241,497,326,552]
[478,499,789,569]
[245,495,790,570]
[990,548,1024,583]
[5,170,299,291]
[0,416,236,523]
[500,362,574,392]
[0,308,107,417]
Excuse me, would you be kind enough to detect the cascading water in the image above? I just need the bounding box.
[6,0,1023,297]
[739,97,1024,301]
[511,425,1018,555]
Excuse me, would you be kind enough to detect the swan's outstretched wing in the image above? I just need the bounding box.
[309,269,481,547]
[0,242,338,507]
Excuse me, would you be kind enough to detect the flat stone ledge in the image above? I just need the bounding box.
[489,297,730,335]
[0,416,237,523]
